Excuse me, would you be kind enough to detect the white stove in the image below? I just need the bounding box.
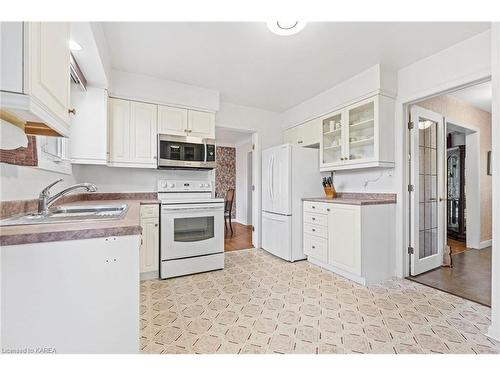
[158,179,224,279]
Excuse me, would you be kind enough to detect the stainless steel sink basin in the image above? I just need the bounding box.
[0,204,129,226]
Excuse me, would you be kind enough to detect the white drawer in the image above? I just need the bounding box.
[303,234,328,263]
[304,223,328,239]
[304,211,328,227]
[140,204,159,219]
[303,201,329,214]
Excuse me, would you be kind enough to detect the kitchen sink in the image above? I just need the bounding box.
[0,204,129,226]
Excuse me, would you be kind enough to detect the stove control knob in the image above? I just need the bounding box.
[168,183,175,188]
[199,183,204,188]
[205,183,210,188]
[161,182,168,188]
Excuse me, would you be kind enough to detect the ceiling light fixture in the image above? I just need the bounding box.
[267,21,306,36]
[69,40,83,51]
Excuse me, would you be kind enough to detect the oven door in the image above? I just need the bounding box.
[158,134,216,169]
[161,203,224,260]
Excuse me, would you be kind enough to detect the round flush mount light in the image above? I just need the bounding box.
[267,21,307,36]
[69,40,83,51]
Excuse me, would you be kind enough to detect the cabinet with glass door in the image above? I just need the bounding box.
[320,94,394,171]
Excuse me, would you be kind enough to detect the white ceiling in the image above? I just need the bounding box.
[100,22,490,112]
[448,81,492,113]
[215,126,252,147]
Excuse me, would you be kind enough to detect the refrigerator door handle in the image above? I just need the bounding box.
[270,155,274,201]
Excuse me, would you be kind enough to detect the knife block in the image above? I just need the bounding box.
[324,185,337,199]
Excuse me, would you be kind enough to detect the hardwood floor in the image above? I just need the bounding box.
[448,238,467,255]
[408,246,492,306]
[224,221,253,252]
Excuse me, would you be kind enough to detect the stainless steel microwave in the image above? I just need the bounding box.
[158,134,216,169]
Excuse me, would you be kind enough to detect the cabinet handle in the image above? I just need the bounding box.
[188,129,192,133]
[298,140,303,144]
[312,246,316,249]
[312,206,316,209]
[155,224,159,227]
[68,108,76,115]
[153,156,157,159]
[312,217,316,221]
[327,208,330,212]
[312,228,316,232]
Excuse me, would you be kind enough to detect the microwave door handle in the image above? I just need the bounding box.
[203,140,207,163]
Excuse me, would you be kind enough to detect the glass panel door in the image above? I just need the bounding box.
[410,106,445,276]
[322,111,343,165]
[346,100,375,162]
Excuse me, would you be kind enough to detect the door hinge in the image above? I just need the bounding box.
[408,246,414,254]
[252,226,255,232]
[408,121,414,130]
[408,184,414,192]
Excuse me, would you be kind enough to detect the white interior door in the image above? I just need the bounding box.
[410,106,447,275]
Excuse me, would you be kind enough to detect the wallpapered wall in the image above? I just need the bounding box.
[215,146,236,218]
[0,136,38,166]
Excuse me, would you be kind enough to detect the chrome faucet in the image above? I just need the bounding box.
[38,179,98,215]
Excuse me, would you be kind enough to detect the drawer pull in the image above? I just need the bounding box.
[312,206,316,209]
[312,217,316,220]
[327,208,330,211]
[312,246,316,249]
[312,228,316,232]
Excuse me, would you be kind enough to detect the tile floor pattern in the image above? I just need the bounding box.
[140,249,500,354]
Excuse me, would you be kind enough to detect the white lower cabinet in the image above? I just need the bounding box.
[303,201,394,285]
[140,204,159,277]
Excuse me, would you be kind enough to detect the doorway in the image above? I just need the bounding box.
[214,126,255,252]
[406,81,493,306]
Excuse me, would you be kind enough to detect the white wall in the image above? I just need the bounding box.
[394,29,492,282]
[72,165,212,193]
[281,64,397,128]
[235,139,253,224]
[0,163,76,201]
[109,69,220,112]
[216,102,283,150]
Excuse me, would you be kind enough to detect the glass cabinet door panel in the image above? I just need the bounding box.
[347,100,375,161]
[322,112,343,164]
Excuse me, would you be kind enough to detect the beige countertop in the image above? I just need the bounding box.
[0,198,160,246]
[303,192,396,206]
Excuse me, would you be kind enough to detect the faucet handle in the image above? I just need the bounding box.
[40,179,63,196]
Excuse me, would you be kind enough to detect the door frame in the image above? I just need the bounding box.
[408,105,447,276]
[402,77,492,277]
[446,118,482,250]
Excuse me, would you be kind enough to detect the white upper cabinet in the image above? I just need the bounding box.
[188,110,215,138]
[108,98,131,163]
[158,104,215,138]
[108,97,158,168]
[70,87,108,165]
[320,94,395,171]
[0,22,71,137]
[130,101,157,165]
[284,118,321,148]
[158,105,188,136]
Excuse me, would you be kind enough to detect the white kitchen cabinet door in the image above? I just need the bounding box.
[328,205,361,275]
[70,87,108,165]
[28,22,71,127]
[140,217,159,274]
[188,110,215,138]
[108,98,131,163]
[158,105,188,136]
[130,101,157,166]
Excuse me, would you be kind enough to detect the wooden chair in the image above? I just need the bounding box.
[224,189,235,236]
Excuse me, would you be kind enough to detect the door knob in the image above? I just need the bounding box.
[68,108,76,115]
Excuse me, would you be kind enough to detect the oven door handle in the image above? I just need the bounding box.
[162,205,223,212]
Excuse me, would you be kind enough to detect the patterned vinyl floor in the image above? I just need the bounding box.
[139,248,500,354]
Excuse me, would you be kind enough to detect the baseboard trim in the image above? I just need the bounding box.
[232,219,252,226]
[140,270,159,280]
[479,239,492,249]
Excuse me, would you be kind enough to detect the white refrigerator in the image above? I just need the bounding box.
[261,143,323,261]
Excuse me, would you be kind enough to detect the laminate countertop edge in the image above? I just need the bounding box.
[0,199,160,246]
